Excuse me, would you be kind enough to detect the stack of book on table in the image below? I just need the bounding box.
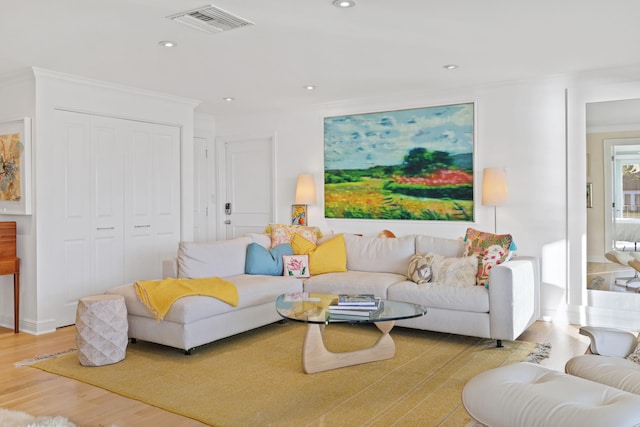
[329,294,384,320]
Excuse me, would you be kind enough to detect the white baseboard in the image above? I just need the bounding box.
[0,315,58,335]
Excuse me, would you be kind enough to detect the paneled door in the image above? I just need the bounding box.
[52,111,180,326]
[220,136,274,239]
[54,111,125,326]
[124,121,181,283]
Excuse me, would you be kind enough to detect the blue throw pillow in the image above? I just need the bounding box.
[245,243,293,275]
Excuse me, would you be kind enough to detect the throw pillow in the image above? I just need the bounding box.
[245,243,293,276]
[429,253,478,287]
[407,253,433,284]
[463,227,513,287]
[267,224,321,247]
[627,343,640,365]
[291,233,347,275]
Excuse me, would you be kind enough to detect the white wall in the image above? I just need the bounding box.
[194,113,216,240]
[0,71,36,331]
[215,77,570,319]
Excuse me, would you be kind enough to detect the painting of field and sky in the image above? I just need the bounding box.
[324,103,474,221]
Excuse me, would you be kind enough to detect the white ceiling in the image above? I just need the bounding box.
[2,0,640,116]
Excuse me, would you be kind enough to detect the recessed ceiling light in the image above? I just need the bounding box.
[159,40,177,48]
[223,97,234,102]
[443,64,459,70]
[333,0,356,8]
[304,85,316,90]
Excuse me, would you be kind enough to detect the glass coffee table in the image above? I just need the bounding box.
[275,292,427,374]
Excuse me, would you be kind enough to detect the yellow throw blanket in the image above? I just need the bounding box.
[134,277,239,321]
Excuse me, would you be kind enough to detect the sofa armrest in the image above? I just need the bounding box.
[162,258,178,278]
[579,326,638,357]
[488,257,538,341]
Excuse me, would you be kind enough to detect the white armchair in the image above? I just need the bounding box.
[578,325,638,357]
[565,326,640,395]
[462,326,640,426]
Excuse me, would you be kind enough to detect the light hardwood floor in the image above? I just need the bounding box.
[0,321,590,426]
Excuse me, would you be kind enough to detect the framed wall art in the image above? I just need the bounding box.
[291,204,308,226]
[324,103,474,221]
[0,118,32,215]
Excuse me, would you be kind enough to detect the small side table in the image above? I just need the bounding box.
[76,294,128,366]
[0,256,20,333]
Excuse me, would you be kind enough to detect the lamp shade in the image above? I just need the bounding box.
[482,168,508,206]
[295,174,317,205]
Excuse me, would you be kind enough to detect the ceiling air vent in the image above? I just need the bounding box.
[167,5,253,33]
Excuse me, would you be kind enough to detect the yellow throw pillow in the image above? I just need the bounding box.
[291,233,347,275]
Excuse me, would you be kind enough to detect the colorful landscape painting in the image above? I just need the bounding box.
[324,103,474,221]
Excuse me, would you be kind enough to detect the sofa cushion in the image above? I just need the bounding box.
[430,253,478,287]
[565,354,640,395]
[178,236,251,278]
[107,274,303,324]
[292,233,347,275]
[628,343,640,365]
[244,232,272,248]
[415,235,465,258]
[387,281,490,313]
[343,234,415,274]
[245,243,293,276]
[303,271,405,299]
[463,228,513,287]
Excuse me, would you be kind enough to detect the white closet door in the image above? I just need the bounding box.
[55,110,94,325]
[54,113,125,325]
[53,112,180,326]
[91,116,125,290]
[124,121,180,282]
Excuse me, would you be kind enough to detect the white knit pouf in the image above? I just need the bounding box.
[76,294,128,366]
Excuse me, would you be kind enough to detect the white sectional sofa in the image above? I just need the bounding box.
[106,230,539,354]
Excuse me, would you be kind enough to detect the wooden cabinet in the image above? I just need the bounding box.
[0,222,19,333]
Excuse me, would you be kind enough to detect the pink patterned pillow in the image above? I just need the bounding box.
[463,228,513,287]
[268,224,321,247]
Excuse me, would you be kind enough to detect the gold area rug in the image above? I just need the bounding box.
[32,322,546,426]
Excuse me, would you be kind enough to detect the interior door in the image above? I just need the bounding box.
[54,110,94,326]
[54,112,125,326]
[221,136,274,239]
[124,121,181,282]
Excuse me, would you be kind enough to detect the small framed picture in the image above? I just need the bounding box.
[291,204,308,226]
[283,255,310,278]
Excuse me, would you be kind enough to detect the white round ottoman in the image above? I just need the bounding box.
[462,362,640,427]
[76,294,128,366]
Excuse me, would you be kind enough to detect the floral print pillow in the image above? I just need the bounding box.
[267,224,321,247]
[462,228,513,287]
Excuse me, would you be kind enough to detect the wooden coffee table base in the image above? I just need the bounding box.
[302,321,396,374]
